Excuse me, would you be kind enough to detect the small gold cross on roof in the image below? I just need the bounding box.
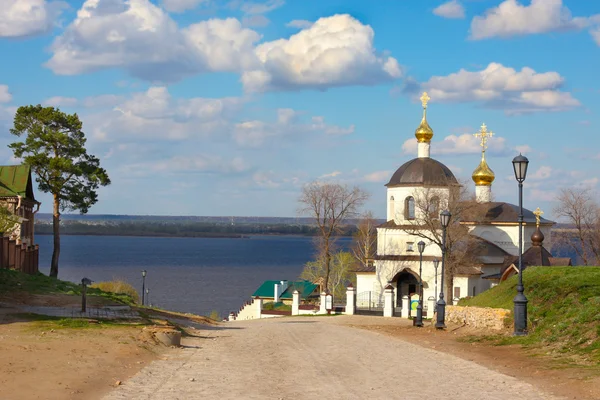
[420,92,430,109]
[474,123,494,151]
[533,207,544,227]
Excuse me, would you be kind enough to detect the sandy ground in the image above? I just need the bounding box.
[102,316,566,400]
[0,316,159,400]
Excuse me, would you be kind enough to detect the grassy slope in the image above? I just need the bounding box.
[459,266,600,362]
[0,268,136,305]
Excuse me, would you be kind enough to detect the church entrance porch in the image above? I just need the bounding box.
[392,270,421,318]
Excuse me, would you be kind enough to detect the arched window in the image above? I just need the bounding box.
[404,196,415,220]
[388,196,395,220]
[429,196,440,217]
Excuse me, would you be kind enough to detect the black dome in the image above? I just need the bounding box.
[386,158,458,187]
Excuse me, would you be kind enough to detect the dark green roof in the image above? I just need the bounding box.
[0,165,35,201]
[252,280,318,300]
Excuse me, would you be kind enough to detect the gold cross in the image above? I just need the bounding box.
[420,92,430,109]
[533,207,544,227]
[474,123,494,152]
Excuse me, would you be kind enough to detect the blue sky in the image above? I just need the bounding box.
[0,0,598,219]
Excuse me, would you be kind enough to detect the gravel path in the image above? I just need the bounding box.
[103,316,561,400]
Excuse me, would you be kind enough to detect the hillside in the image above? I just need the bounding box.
[459,267,600,363]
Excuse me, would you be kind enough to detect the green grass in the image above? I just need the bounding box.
[8,312,134,330]
[0,268,136,305]
[459,266,600,362]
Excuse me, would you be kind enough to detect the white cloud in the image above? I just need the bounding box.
[470,0,600,43]
[422,62,580,114]
[161,0,208,13]
[240,0,284,15]
[87,86,244,141]
[433,1,465,19]
[402,133,508,156]
[363,170,391,183]
[319,171,342,179]
[286,19,312,29]
[528,165,553,180]
[242,15,270,28]
[590,27,600,46]
[0,85,12,103]
[43,96,78,107]
[242,14,402,92]
[232,109,353,147]
[46,0,261,82]
[0,0,66,38]
[122,154,249,177]
[515,145,531,154]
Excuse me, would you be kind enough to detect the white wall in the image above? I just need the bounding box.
[386,186,450,223]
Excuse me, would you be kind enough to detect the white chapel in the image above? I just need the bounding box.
[354,93,569,315]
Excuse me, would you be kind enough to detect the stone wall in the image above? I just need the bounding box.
[445,305,510,330]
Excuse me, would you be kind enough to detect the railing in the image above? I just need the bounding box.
[356,291,383,310]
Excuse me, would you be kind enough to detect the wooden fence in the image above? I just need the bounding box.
[0,236,39,274]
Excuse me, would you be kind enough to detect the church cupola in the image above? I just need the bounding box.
[415,92,433,158]
[531,207,545,246]
[472,123,495,203]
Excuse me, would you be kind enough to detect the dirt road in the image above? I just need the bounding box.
[103,316,561,400]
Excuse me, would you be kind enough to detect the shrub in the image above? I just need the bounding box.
[91,280,139,303]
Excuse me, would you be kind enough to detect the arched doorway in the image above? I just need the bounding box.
[392,270,420,317]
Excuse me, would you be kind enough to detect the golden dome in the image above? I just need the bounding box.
[415,92,433,143]
[472,155,495,186]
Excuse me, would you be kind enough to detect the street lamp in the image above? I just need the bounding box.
[146,288,150,307]
[436,210,451,329]
[512,154,529,336]
[141,270,147,306]
[433,258,439,303]
[415,240,426,327]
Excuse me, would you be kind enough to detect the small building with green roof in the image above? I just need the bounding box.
[252,279,319,304]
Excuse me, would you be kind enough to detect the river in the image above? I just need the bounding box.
[36,235,352,318]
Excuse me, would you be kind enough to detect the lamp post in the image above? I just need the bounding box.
[433,258,439,304]
[146,288,150,307]
[141,270,147,306]
[436,210,451,329]
[512,154,529,336]
[415,240,426,327]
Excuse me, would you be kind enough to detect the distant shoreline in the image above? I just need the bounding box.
[35,232,247,239]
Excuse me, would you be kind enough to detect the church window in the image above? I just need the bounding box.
[404,196,415,220]
[388,196,395,220]
[406,242,414,252]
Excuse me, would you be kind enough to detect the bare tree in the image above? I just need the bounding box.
[298,182,369,289]
[299,251,356,300]
[351,211,377,269]
[399,183,484,298]
[553,188,600,265]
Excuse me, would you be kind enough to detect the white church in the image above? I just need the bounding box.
[354,93,569,316]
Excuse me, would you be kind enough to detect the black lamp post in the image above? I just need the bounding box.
[436,210,451,329]
[433,258,439,304]
[512,154,529,336]
[146,288,150,307]
[415,240,426,327]
[141,270,147,306]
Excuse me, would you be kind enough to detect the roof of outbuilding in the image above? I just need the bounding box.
[252,280,318,300]
[0,165,36,201]
[386,158,458,188]
[461,202,554,225]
